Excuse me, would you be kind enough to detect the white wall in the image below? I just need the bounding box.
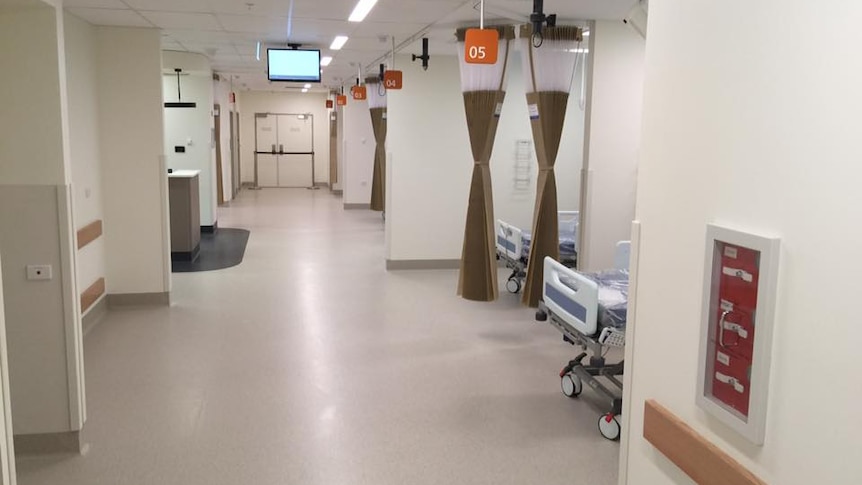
[335,103,345,192]
[64,11,106,302]
[624,1,862,484]
[238,91,330,185]
[387,51,586,262]
[341,99,375,205]
[98,26,171,296]
[580,20,645,271]
[162,50,217,226]
[214,76,234,203]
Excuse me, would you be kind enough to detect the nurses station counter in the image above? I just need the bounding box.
[168,170,201,262]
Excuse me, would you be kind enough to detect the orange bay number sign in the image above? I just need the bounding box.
[464,28,499,65]
[336,95,348,106]
[351,85,367,100]
[384,70,403,90]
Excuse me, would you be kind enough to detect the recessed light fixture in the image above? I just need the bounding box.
[302,88,309,93]
[256,41,261,60]
[320,56,333,66]
[348,0,378,22]
[304,83,311,89]
[330,36,349,50]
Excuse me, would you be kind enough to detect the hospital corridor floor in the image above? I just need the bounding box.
[16,190,620,485]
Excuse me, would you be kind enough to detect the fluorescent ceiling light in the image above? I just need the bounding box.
[304,83,312,89]
[330,36,349,50]
[256,41,261,61]
[320,56,333,66]
[302,88,309,93]
[348,0,378,22]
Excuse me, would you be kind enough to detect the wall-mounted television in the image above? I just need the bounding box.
[267,49,321,83]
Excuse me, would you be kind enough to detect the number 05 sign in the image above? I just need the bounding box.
[464,28,499,64]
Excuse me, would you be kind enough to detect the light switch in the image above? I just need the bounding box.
[26,265,52,281]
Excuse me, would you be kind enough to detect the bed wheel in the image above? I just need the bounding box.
[535,310,548,322]
[506,278,521,294]
[561,374,582,398]
[598,414,621,441]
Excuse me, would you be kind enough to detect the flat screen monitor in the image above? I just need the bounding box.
[267,49,321,83]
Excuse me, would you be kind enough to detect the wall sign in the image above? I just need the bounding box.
[384,70,403,90]
[696,224,780,445]
[336,95,347,106]
[464,28,499,65]
[326,100,334,109]
[351,85,367,100]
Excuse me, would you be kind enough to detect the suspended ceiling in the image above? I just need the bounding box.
[63,0,638,91]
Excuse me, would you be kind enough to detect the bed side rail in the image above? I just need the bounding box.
[542,257,599,336]
[496,220,523,260]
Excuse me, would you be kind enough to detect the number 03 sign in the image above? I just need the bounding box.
[464,28,499,64]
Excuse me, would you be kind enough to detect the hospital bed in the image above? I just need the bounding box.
[535,241,631,441]
[496,211,579,294]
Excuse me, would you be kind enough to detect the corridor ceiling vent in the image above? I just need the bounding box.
[454,24,516,302]
[164,68,197,108]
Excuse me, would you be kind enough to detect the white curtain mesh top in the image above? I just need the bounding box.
[366,80,387,109]
[457,39,511,93]
[518,36,582,94]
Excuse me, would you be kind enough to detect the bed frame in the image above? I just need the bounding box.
[537,256,626,441]
[495,211,580,294]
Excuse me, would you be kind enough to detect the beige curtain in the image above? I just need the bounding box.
[366,78,387,212]
[456,26,515,302]
[520,25,583,307]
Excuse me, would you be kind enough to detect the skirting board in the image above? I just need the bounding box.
[107,292,170,308]
[15,431,81,455]
[386,259,461,270]
[344,203,371,210]
[82,296,108,337]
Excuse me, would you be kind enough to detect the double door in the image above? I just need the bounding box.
[255,113,314,188]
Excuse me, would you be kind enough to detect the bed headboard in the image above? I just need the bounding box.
[543,256,599,336]
[496,220,523,260]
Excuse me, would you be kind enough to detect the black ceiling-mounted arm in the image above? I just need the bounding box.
[530,0,556,47]
[411,38,430,71]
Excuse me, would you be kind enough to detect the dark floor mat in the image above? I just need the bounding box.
[172,228,250,273]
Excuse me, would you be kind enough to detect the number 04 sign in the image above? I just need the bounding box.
[464,28,499,65]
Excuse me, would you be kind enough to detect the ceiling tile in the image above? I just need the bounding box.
[140,11,222,30]
[351,21,429,39]
[63,0,128,8]
[67,7,153,27]
[216,13,286,34]
[123,0,213,14]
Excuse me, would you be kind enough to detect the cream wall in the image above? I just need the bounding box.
[386,51,585,262]
[0,3,86,436]
[0,5,66,186]
[214,76,234,203]
[98,26,171,296]
[341,99,375,206]
[162,50,218,226]
[64,12,106,303]
[624,1,862,484]
[238,91,331,186]
[580,20,645,271]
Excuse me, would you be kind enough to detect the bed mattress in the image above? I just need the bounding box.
[561,269,629,329]
[521,230,577,259]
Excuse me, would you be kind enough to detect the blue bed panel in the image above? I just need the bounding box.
[545,283,588,323]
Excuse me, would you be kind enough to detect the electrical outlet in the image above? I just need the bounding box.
[26,265,52,281]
